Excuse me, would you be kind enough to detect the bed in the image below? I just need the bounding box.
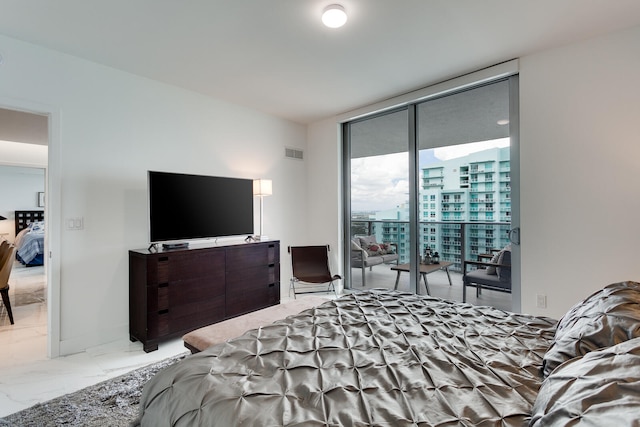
[14,210,45,266]
[135,282,640,426]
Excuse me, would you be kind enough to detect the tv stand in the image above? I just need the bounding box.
[129,240,280,352]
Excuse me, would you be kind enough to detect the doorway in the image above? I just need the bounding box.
[0,107,50,361]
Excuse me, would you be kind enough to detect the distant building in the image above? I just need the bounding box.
[367,147,511,270]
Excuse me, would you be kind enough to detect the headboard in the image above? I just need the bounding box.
[15,210,45,236]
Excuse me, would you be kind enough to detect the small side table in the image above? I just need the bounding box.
[391,261,453,295]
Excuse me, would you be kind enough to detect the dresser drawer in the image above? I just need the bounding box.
[148,249,225,285]
[226,242,279,271]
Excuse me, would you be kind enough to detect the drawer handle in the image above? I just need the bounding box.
[158,283,169,288]
[159,256,169,262]
[268,283,275,287]
[158,309,169,315]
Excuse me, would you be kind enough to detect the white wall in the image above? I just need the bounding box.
[0,165,45,241]
[519,24,640,318]
[0,34,308,355]
[306,118,343,291]
[308,24,640,320]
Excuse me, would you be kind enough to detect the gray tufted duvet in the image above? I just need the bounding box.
[136,290,557,426]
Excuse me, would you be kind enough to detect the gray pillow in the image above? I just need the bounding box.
[485,245,511,277]
[531,337,640,427]
[496,247,511,282]
[542,281,640,378]
[485,251,501,275]
[358,235,377,247]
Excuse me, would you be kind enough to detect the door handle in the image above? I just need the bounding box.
[508,227,520,245]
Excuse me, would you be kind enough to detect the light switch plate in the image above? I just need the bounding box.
[536,294,547,309]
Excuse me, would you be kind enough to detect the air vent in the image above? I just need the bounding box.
[285,147,304,160]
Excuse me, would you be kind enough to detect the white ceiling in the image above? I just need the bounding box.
[1,0,640,124]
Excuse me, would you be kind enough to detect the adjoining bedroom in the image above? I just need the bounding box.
[0,120,49,365]
[0,108,65,382]
[1,1,640,425]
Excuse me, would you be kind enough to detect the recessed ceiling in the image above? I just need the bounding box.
[1,1,640,124]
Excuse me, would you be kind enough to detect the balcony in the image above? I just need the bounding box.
[350,219,511,307]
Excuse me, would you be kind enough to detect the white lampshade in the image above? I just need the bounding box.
[253,179,272,196]
[322,4,347,28]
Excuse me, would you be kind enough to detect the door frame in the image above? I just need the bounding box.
[0,96,61,357]
[508,75,521,312]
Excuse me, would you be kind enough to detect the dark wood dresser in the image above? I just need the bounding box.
[129,240,280,352]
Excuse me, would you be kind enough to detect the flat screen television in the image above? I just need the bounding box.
[148,171,254,244]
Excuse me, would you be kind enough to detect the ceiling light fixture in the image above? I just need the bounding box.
[322,4,347,28]
[497,119,509,125]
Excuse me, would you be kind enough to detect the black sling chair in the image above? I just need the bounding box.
[288,245,340,299]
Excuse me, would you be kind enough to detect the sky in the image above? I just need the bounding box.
[350,138,510,212]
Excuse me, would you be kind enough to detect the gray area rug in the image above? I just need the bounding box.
[0,352,188,426]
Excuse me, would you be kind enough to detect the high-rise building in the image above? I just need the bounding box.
[374,147,511,270]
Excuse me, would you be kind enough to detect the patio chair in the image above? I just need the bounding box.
[462,246,511,303]
[351,236,398,287]
[288,245,340,299]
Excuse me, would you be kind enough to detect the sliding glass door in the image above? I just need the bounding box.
[343,77,519,310]
[417,79,511,269]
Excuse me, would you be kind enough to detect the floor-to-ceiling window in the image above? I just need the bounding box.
[343,74,519,310]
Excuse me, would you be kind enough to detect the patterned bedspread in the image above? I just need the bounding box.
[15,227,44,265]
[137,290,557,426]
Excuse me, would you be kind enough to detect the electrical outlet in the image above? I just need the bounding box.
[536,294,547,309]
